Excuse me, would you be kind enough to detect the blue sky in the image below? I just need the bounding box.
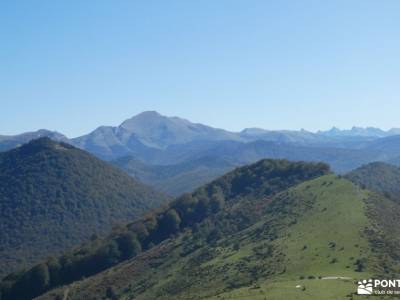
[1,1,399,137]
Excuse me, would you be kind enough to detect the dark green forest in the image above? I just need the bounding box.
[0,159,330,300]
[0,138,167,280]
[345,161,400,201]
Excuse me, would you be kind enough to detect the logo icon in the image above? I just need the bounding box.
[358,279,373,295]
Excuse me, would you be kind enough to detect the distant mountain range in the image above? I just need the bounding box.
[2,111,399,156]
[71,111,241,160]
[318,126,400,137]
[2,111,400,195]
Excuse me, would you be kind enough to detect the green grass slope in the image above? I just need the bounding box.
[205,175,372,300]
[278,175,370,278]
[1,159,329,300]
[35,174,400,300]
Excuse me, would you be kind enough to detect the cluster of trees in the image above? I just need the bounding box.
[0,159,330,300]
[0,185,227,300]
[0,231,142,300]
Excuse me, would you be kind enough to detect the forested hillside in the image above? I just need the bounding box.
[0,138,167,279]
[0,159,329,300]
[346,162,400,201]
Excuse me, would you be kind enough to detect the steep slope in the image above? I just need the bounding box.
[112,155,236,196]
[0,138,167,279]
[35,174,400,300]
[346,162,400,201]
[0,159,329,300]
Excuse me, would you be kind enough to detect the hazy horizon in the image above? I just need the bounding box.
[2,110,400,139]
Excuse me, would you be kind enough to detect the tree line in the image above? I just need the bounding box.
[0,159,330,300]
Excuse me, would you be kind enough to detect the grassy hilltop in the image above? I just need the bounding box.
[2,158,400,300]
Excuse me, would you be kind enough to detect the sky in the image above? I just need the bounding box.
[1,0,400,138]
